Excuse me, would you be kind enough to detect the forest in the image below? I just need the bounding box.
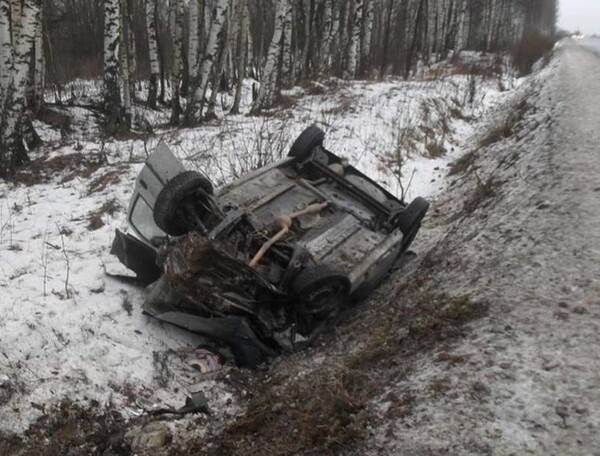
[0,0,557,176]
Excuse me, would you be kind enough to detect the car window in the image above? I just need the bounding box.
[130,195,165,244]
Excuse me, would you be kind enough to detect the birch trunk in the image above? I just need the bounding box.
[344,0,363,79]
[299,0,310,78]
[206,14,230,119]
[145,0,159,108]
[250,0,290,113]
[120,0,133,126]
[0,0,40,172]
[281,0,293,87]
[0,0,12,104]
[169,0,183,124]
[184,0,228,124]
[9,0,21,43]
[32,9,44,110]
[230,0,248,114]
[316,0,333,76]
[103,0,122,127]
[188,0,200,89]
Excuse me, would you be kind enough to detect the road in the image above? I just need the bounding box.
[365,40,600,455]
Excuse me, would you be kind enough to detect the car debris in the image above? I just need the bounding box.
[111,125,429,368]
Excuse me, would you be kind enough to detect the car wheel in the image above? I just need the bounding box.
[292,265,350,334]
[288,125,325,161]
[391,197,429,251]
[153,171,216,236]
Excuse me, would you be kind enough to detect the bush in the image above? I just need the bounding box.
[512,31,555,75]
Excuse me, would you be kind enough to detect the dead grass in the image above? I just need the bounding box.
[87,199,121,231]
[479,99,530,149]
[11,152,107,186]
[425,141,446,158]
[448,150,478,176]
[194,285,486,456]
[463,172,501,214]
[0,400,129,456]
[87,165,128,195]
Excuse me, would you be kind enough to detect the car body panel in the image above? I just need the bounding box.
[114,130,427,367]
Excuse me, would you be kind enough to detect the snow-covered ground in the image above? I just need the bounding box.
[0,59,517,433]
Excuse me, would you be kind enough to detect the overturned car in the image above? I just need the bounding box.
[111,125,429,367]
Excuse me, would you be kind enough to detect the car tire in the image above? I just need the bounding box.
[288,125,325,161]
[153,171,214,236]
[391,197,429,251]
[291,265,350,335]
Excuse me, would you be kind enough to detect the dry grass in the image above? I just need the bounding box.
[0,400,129,456]
[87,198,121,231]
[448,150,478,176]
[87,165,128,195]
[194,285,486,456]
[11,152,106,186]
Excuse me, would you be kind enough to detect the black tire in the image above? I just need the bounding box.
[153,171,214,236]
[289,125,325,160]
[291,265,350,336]
[391,197,430,251]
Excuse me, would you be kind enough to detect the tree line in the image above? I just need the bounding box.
[0,0,557,175]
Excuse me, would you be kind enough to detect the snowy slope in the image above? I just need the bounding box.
[0,63,516,433]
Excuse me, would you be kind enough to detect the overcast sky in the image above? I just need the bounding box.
[559,0,600,34]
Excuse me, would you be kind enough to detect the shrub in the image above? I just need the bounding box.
[512,31,555,75]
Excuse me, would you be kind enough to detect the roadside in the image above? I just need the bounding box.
[0,48,567,454]
[171,41,600,455]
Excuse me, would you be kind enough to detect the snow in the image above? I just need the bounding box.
[365,42,600,454]
[0,58,516,433]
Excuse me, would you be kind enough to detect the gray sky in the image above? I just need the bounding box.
[559,0,600,34]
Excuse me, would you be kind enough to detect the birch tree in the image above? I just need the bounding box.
[0,0,41,173]
[281,1,293,87]
[250,0,290,114]
[32,10,44,110]
[120,0,133,126]
[184,0,228,125]
[316,0,334,76]
[344,0,363,79]
[0,0,11,105]
[170,0,184,124]
[103,0,123,129]
[188,0,200,93]
[230,0,248,114]
[145,0,159,108]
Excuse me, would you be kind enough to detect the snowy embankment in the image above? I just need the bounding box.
[0,57,516,434]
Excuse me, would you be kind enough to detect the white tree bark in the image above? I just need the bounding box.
[145,0,159,107]
[281,0,293,87]
[250,0,290,113]
[120,0,133,126]
[170,0,184,123]
[9,0,21,43]
[316,0,333,75]
[32,6,44,109]
[0,0,12,104]
[231,0,248,114]
[0,0,40,170]
[103,0,122,124]
[185,0,228,124]
[345,0,363,79]
[188,0,200,86]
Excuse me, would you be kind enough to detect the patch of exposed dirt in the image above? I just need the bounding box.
[87,198,121,231]
[11,152,107,186]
